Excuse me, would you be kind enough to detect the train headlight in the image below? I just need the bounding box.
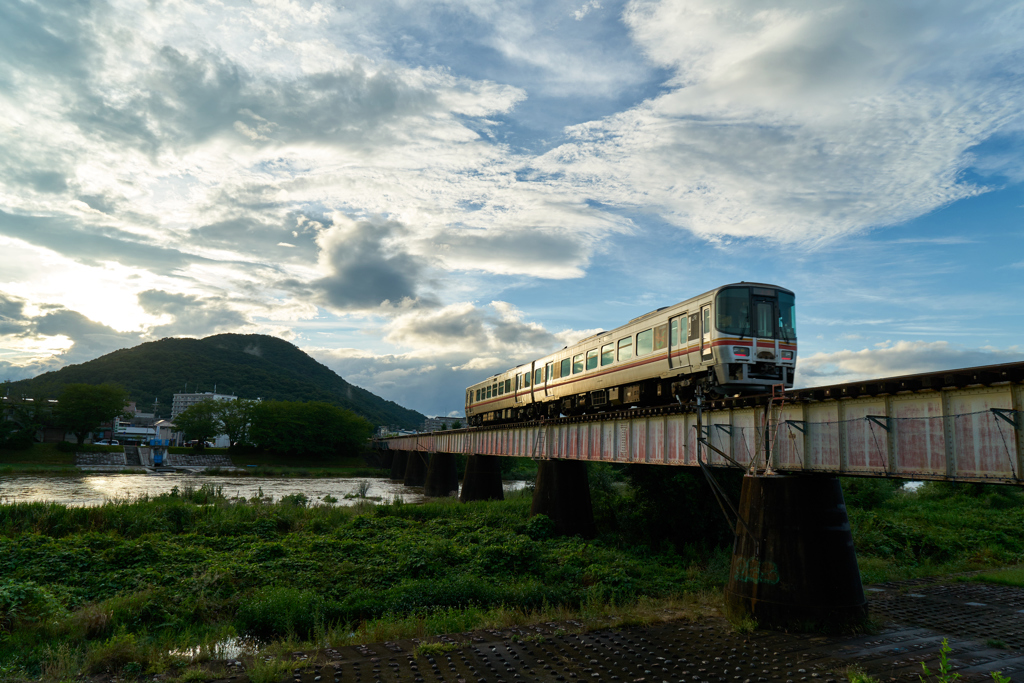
[732,346,750,358]
[781,351,794,360]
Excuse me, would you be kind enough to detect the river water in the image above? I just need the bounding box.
[0,474,528,507]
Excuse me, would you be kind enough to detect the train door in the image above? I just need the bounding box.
[669,315,688,370]
[700,304,713,362]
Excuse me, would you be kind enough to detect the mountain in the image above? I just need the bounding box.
[2,334,425,429]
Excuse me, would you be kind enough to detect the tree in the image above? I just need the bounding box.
[173,398,221,448]
[217,398,256,446]
[56,384,130,446]
[249,400,373,460]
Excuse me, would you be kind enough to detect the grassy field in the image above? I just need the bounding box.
[845,479,1024,583]
[0,485,728,681]
[1,470,1023,681]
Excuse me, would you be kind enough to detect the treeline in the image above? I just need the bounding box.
[174,397,373,460]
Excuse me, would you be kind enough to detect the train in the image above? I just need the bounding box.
[465,282,796,425]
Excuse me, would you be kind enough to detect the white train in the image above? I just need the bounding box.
[465,283,796,425]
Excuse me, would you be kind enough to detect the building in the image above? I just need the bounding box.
[170,392,238,448]
[422,415,464,432]
[170,392,237,418]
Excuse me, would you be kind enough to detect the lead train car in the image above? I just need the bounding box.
[465,282,796,426]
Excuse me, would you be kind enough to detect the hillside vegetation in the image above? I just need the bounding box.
[1,334,424,429]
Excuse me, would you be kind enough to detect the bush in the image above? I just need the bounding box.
[0,579,65,632]
[85,631,151,675]
[236,587,325,640]
[841,477,902,510]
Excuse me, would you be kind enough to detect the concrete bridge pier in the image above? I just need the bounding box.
[530,459,596,539]
[379,451,394,470]
[389,451,408,481]
[725,474,867,629]
[459,455,504,502]
[423,452,460,497]
[404,451,428,487]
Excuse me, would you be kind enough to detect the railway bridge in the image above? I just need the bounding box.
[375,361,1024,628]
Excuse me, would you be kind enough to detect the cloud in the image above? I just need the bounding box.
[30,308,143,365]
[311,215,434,311]
[529,0,1024,243]
[428,226,594,279]
[137,290,250,337]
[307,300,591,413]
[797,340,1024,387]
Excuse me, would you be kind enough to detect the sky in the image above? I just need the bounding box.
[2,0,1024,419]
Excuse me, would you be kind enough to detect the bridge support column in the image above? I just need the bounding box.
[424,452,459,497]
[404,451,428,487]
[389,451,408,481]
[379,451,394,470]
[459,455,504,502]
[530,459,596,539]
[725,474,867,629]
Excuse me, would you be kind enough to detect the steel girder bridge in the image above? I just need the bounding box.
[375,361,1024,628]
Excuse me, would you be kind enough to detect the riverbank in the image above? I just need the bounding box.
[1,473,1023,681]
[0,443,392,477]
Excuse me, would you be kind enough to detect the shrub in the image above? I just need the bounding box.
[236,587,325,640]
[85,631,151,675]
[0,579,65,632]
[840,477,902,510]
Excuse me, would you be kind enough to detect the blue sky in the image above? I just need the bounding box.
[1,0,1023,418]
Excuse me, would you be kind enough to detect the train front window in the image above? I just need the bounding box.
[716,287,752,336]
[778,291,796,340]
[755,301,774,338]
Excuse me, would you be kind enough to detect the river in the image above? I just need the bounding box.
[0,474,528,507]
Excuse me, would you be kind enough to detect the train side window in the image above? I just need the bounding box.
[670,319,679,346]
[492,383,498,397]
[601,343,614,366]
[498,381,504,396]
[618,336,633,361]
[546,361,554,381]
[573,353,584,374]
[636,329,653,356]
[688,313,700,341]
[486,385,491,399]
[505,379,512,393]
[523,371,530,388]
[474,389,479,402]
[560,358,570,377]
[534,367,543,385]
[586,348,598,370]
[653,323,668,351]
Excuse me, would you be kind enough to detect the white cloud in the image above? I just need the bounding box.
[797,340,1024,387]
[531,0,1024,243]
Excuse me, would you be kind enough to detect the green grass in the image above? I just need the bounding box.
[0,443,75,466]
[968,566,1024,587]
[0,485,728,681]
[848,480,1024,584]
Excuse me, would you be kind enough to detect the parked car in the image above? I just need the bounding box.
[93,440,119,446]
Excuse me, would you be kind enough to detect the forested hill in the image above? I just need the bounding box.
[3,334,425,429]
